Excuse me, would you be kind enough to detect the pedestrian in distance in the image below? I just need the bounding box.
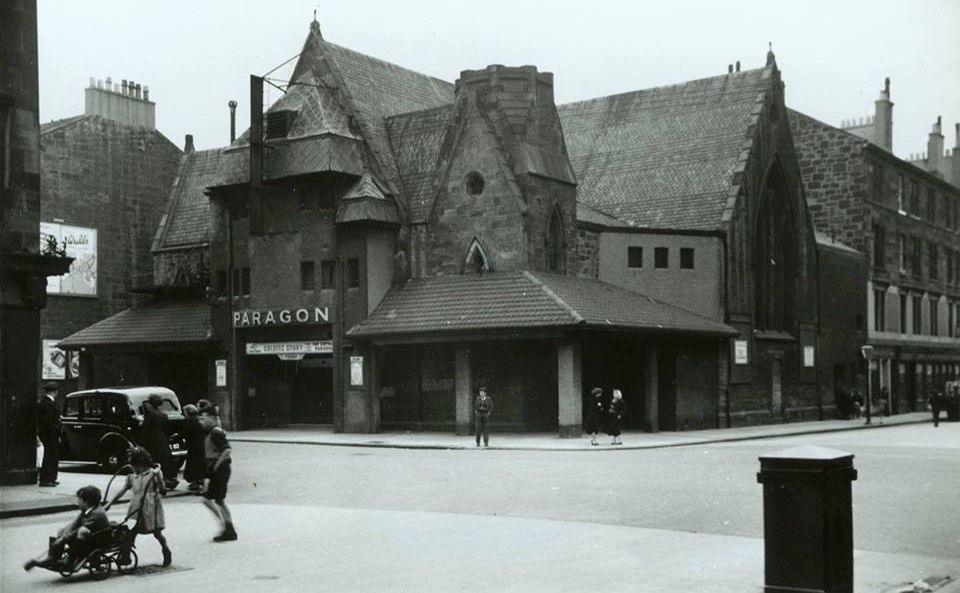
[142,393,178,490]
[930,391,945,428]
[37,381,61,487]
[104,446,172,567]
[182,404,206,493]
[607,388,625,445]
[23,485,110,572]
[474,386,493,447]
[585,387,605,446]
[199,410,237,542]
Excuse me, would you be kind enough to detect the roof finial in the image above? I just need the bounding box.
[310,6,322,38]
[766,42,776,66]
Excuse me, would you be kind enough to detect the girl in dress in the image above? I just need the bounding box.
[105,446,171,567]
[607,389,625,445]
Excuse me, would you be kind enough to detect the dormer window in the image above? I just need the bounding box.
[265,109,297,139]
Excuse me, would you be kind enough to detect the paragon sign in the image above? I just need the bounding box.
[233,306,329,328]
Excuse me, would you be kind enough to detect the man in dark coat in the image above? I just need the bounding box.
[930,391,945,427]
[474,387,493,447]
[142,393,177,489]
[37,382,61,486]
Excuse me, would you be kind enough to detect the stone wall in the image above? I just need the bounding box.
[39,116,181,341]
[575,228,600,278]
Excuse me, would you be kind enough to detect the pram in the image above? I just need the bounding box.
[49,520,139,580]
[41,463,141,580]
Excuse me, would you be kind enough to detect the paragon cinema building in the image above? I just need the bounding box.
[61,22,847,435]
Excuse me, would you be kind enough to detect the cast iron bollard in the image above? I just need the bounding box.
[757,445,858,593]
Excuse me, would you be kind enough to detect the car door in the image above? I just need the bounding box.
[77,395,106,460]
[60,396,82,460]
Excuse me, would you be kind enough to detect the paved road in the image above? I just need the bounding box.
[3,423,957,592]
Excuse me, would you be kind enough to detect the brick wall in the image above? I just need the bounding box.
[40,116,181,341]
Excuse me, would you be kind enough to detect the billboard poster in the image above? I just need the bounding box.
[40,222,98,296]
[42,340,67,380]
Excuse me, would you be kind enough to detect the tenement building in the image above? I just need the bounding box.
[790,79,960,414]
[63,22,840,433]
[41,79,182,397]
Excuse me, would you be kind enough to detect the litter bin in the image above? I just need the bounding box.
[757,445,858,593]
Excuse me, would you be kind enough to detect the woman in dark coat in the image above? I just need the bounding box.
[141,393,177,489]
[585,387,605,446]
[606,389,625,445]
[182,404,206,492]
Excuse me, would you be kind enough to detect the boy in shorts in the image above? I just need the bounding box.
[199,411,237,542]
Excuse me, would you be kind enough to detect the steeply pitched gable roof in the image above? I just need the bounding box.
[558,67,773,231]
[347,271,735,339]
[153,148,222,250]
[386,105,456,222]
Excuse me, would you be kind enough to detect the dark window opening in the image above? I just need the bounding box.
[321,260,336,289]
[241,267,251,296]
[265,109,297,139]
[232,268,240,298]
[753,163,798,332]
[465,171,485,196]
[347,258,360,288]
[873,287,886,332]
[0,101,11,190]
[931,299,939,336]
[910,179,920,214]
[899,293,907,333]
[680,247,695,269]
[927,188,936,221]
[654,247,669,269]
[911,236,922,276]
[912,294,922,334]
[872,223,885,269]
[215,270,227,296]
[300,261,315,291]
[628,246,643,268]
[545,208,565,272]
[929,242,939,280]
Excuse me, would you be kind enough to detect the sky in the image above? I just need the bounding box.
[37,0,960,160]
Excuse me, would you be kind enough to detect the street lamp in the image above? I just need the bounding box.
[861,345,874,425]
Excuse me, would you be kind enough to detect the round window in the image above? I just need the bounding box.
[465,171,485,196]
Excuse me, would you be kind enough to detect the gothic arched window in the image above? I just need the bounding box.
[464,237,490,274]
[753,163,798,333]
[545,207,565,272]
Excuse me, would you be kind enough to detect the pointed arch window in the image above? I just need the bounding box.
[464,238,490,274]
[545,207,565,272]
[753,163,798,333]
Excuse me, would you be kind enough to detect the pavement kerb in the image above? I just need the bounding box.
[0,489,194,520]
[229,414,934,451]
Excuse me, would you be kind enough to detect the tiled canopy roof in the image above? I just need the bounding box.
[558,67,773,231]
[153,148,223,250]
[347,271,735,339]
[58,299,214,348]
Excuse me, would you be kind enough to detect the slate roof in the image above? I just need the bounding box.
[814,231,862,256]
[386,105,455,222]
[577,202,633,229]
[58,299,214,348]
[558,67,773,231]
[347,271,734,339]
[218,25,454,196]
[154,148,223,250]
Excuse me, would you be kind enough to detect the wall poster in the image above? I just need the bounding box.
[42,340,67,380]
[734,339,748,365]
[350,355,364,386]
[40,222,98,296]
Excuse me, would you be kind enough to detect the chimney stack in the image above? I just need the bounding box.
[874,77,893,152]
[184,134,195,154]
[84,75,156,129]
[927,116,944,178]
[143,86,149,101]
[736,60,741,72]
[952,123,960,187]
[728,64,733,74]
[228,100,238,143]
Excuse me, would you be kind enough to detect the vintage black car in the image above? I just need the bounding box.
[60,387,188,471]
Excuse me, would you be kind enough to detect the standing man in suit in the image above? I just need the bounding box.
[474,386,493,447]
[37,382,61,487]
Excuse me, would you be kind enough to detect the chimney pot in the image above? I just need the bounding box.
[955,123,959,148]
[122,79,128,95]
[184,134,195,154]
[728,64,733,74]
[88,76,95,88]
[105,76,112,87]
[735,60,741,72]
[143,86,149,101]
[228,100,238,143]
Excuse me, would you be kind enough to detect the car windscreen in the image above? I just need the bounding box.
[127,393,182,417]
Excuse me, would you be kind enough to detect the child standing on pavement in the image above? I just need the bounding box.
[105,447,172,567]
[199,410,237,542]
[607,389,625,445]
